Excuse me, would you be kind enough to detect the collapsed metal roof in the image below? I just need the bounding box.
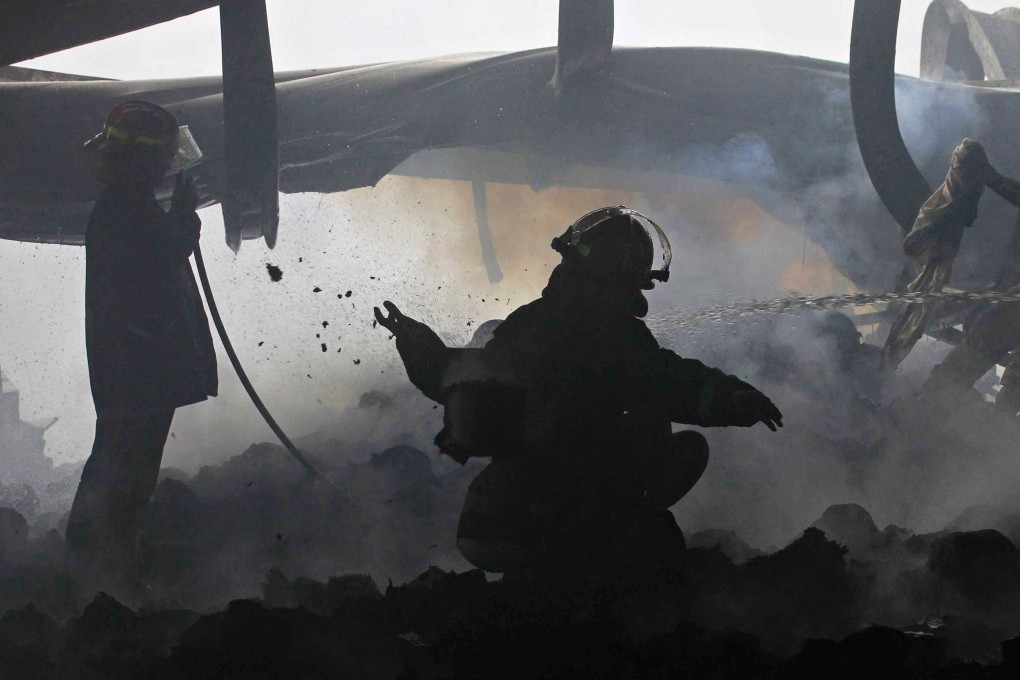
[0,0,219,67]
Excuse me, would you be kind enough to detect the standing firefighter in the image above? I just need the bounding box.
[375,207,782,576]
[66,101,216,592]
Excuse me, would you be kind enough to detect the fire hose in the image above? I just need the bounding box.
[192,243,354,506]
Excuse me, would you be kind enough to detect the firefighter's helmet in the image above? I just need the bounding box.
[85,100,203,171]
[551,206,671,288]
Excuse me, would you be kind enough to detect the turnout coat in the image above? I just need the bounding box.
[85,185,217,417]
[390,271,765,570]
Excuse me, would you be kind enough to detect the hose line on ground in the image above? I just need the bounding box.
[192,243,354,506]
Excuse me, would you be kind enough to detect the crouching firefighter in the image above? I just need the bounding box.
[66,101,216,592]
[376,207,783,576]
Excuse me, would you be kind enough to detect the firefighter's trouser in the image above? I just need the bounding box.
[456,430,709,573]
[66,410,174,579]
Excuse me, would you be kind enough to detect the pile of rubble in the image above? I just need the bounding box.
[0,546,1019,679]
[3,491,1020,677]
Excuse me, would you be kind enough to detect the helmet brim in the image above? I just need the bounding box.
[83,131,111,153]
[83,131,151,158]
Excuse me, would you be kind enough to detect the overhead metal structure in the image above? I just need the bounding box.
[0,0,219,66]
[3,1,1020,294]
[850,0,933,236]
[922,0,1020,82]
[219,0,280,250]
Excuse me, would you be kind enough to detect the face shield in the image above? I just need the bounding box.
[552,206,672,284]
[168,125,204,172]
[85,124,203,172]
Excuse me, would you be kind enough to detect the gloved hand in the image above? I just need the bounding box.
[168,171,201,256]
[375,301,451,402]
[374,301,447,351]
[375,301,422,336]
[952,139,996,186]
[171,171,199,215]
[731,390,784,431]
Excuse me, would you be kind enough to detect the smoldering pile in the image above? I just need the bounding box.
[4,500,1020,678]
[3,308,1020,676]
[3,414,1020,675]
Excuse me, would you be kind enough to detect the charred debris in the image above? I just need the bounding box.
[4,495,1020,678]
[3,398,1020,677]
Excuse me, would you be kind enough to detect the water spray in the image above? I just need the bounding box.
[647,289,1020,335]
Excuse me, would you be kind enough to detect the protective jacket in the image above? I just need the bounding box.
[392,276,765,572]
[394,272,759,463]
[85,185,217,416]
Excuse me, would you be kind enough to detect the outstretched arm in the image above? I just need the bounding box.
[636,349,783,430]
[374,301,453,402]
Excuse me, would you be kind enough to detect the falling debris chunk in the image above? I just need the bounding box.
[322,321,329,328]
[258,341,265,347]
[354,359,361,365]
[345,290,353,298]
[265,263,283,282]
[313,287,322,293]
[321,343,327,353]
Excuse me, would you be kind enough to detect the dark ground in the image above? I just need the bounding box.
[4,425,1020,678]
[4,316,1020,678]
[2,518,1020,679]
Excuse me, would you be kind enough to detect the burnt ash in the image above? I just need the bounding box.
[3,341,1020,676]
[3,429,1020,675]
[0,553,1019,679]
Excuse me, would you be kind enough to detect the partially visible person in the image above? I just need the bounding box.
[66,101,217,596]
[883,139,1003,369]
[878,138,1020,413]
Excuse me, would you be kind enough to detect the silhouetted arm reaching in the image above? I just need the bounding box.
[374,301,453,402]
[620,319,782,430]
[646,350,783,430]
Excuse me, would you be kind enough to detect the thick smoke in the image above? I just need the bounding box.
[1,59,1017,600]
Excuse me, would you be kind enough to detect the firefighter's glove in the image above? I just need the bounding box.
[171,171,199,216]
[374,301,445,349]
[731,390,784,431]
[374,301,412,335]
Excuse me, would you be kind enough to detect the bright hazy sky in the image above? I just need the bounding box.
[16,0,1017,80]
[5,0,1017,475]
